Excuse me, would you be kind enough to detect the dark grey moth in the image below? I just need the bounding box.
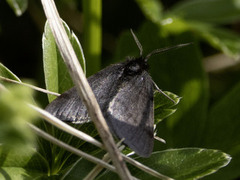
[46,30,187,157]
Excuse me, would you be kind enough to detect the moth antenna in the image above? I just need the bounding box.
[145,43,192,62]
[130,29,143,56]
[152,80,176,104]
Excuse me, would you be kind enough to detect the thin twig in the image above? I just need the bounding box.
[84,145,127,180]
[84,140,126,180]
[28,123,116,172]
[84,147,172,180]
[40,0,132,179]
[28,104,103,148]
[0,76,60,96]
[122,154,174,180]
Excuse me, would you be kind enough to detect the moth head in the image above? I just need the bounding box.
[124,56,148,76]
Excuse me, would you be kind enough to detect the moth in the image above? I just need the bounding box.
[46,30,187,157]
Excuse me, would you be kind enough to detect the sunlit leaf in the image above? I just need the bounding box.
[0,85,36,149]
[97,148,231,180]
[193,23,240,60]
[171,0,240,24]
[6,0,28,16]
[0,63,20,81]
[0,146,48,179]
[135,0,163,23]
[154,91,180,124]
[43,20,86,102]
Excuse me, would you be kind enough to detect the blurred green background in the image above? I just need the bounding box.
[1,0,240,179]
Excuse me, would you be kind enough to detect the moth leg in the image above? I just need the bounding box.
[152,80,176,104]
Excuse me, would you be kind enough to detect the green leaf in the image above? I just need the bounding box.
[159,39,207,147]
[161,17,191,35]
[0,167,29,180]
[154,91,180,124]
[98,148,230,180]
[43,20,86,102]
[62,21,86,76]
[135,0,163,23]
[164,22,240,59]
[6,0,28,16]
[193,23,240,60]
[34,122,99,178]
[61,158,95,180]
[0,84,36,149]
[0,146,49,179]
[171,0,240,24]
[201,81,240,179]
[150,1,240,59]
[0,63,20,81]
[42,21,59,102]
[134,149,231,180]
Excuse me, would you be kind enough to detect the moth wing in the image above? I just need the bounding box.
[46,63,155,157]
[45,63,124,123]
[45,87,89,123]
[105,71,154,157]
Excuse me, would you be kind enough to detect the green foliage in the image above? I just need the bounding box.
[0,84,36,150]
[167,0,240,60]
[133,149,230,180]
[97,148,231,180]
[0,146,48,179]
[135,0,240,59]
[83,0,102,76]
[42,20,86,102]
[202,82,240,180]
[170,0,240,24]
[0,64,37,150]
[135,0,163,23]
[6,0,28,16]
[61,158,96,179]
[0,63,20,82]
[2,0,240,179]
[154,91,180,124]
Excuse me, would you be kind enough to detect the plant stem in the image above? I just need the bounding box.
[83,0,102,76]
